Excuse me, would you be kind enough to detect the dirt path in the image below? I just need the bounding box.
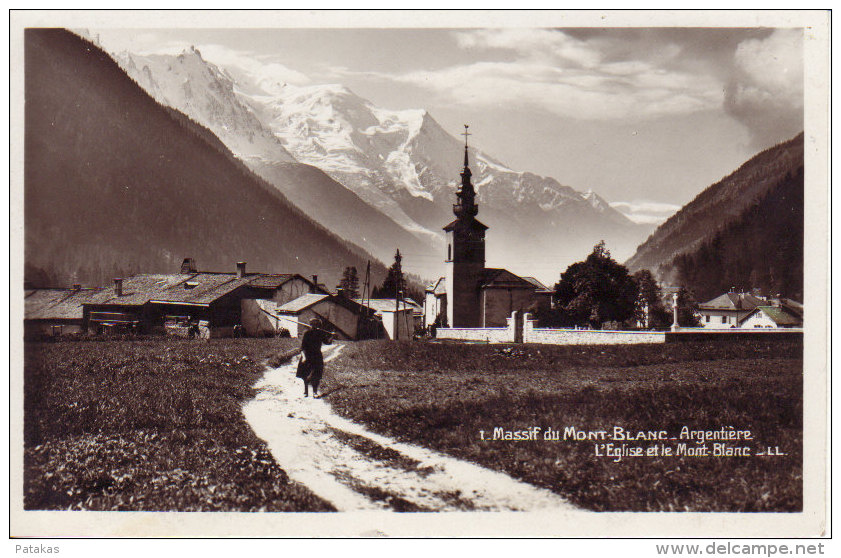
[242,345,575,512]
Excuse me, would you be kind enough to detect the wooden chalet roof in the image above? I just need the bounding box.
[699,292,766,311]
[24,288,102,320]
[85,273,254,307]
[246,274,297,289]
[277,293,330,314]
[354,298,415,315]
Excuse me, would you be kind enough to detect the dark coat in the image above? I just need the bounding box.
[300,328,332,379]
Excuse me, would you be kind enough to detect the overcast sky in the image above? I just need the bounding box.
[93,27,804,224]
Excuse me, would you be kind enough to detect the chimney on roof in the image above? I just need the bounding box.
[237,262,247,278]
[113,278,123,297]
[311,275,319,292]
[181,258,197,274]
[72,284,82,291]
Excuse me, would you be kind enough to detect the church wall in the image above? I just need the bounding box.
[482,287,538,327]
[453,264,484,327]
[436,311,519,343]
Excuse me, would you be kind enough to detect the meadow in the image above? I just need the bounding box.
[325,339,803,512]
[23,336,802,513]
[23,337,332,511]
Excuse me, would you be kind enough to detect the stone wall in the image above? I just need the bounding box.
[665,329,803,343]
[436,311,518,343]
[523,318,667,345]
[436,315,800,346]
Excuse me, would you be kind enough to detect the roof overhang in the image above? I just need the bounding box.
[149,300,211,307]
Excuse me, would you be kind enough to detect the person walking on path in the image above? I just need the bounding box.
[300,318,333,398]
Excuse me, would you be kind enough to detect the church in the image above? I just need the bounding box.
[424,127,552,329]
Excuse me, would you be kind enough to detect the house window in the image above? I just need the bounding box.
[721,316,727,324]
[705,315,710,323]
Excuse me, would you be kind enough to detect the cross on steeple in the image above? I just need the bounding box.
[454,123,477,219]
[462,124,471,169]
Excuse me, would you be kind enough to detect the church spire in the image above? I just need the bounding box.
[454,124,478,219]
[463,124,471,169]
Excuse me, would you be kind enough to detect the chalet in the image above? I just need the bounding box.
[24,285,102,339]
[82,261,326,337]
[697,291,766,328]
[275,293,373,340]
[739,299,803,329]
[355,298,417,340]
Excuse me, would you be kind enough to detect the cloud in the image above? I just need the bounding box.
[384,61,721,121]
[454,28,602,68]
[725,29,803,146]
[348,29,724,121]
[610,200,680,225]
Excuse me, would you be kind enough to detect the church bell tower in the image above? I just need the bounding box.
[444,125,487,327]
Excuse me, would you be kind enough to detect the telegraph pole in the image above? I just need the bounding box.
[394,249,402,340]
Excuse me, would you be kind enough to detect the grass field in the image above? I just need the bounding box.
[325,339,803,512]
[23,337,332,511]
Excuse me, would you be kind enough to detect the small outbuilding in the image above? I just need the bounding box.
[276,293,371,340]
[24,286,102,339]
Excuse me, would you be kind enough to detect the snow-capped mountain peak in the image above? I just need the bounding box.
[102,40,651,280]
[114,47,296,164]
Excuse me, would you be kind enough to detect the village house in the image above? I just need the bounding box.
[24,285,102,339]
[697,290,803,329]
[739,299,803,329]
[423,277,447,328]
[275,293,374,340]
[355,298,418,340]
[424,126,555,329]
[697,291,767,328]
[81,260,326,337]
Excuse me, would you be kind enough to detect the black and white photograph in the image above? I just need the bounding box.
[9,9,829,540]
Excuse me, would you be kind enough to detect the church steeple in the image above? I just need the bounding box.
[443,124,487,328]
[454,124,478,219]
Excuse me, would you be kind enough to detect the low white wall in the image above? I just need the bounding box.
[436,327,511,343]
[435,311,518,343]
[523,318,666,345]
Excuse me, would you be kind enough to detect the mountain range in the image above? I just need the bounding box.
[24,29,389,290]
[109,45,652,283]
[626,133,804,301]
